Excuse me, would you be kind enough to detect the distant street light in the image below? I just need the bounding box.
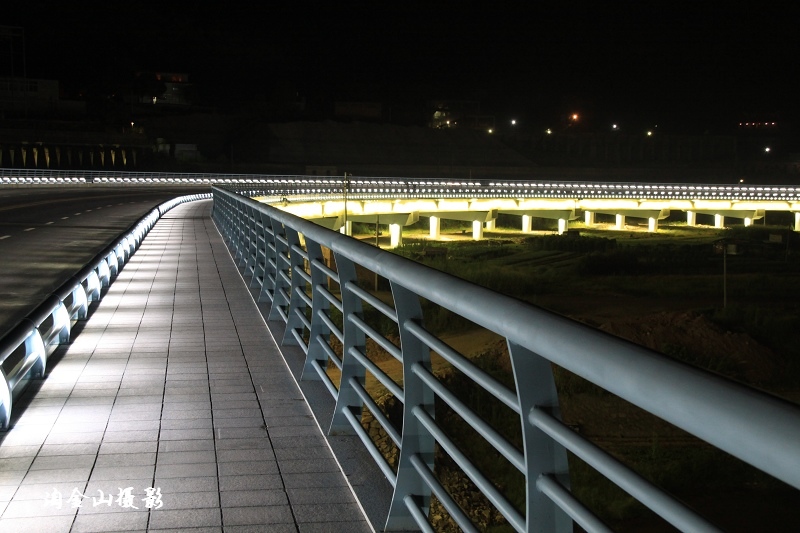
[765,146,771,153]
[511,119,516,126]
[488,128,493,134]
[612,124,618,130]
[646,131,653,137]
[546,128,552,135]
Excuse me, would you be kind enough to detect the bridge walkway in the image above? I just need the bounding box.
[0,200,373,533]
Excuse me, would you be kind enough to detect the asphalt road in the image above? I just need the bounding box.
[0,185,210,339]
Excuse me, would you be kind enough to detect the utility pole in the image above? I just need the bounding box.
[342,172,349,234]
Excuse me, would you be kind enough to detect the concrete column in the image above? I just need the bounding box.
[584,211,595,226]
[715,214,724,229]
[485,219,496,230]
[472,220,483,240]
[615,214,625,230]
[429,216,440,239]
[390,224,402,248]
[744,217,752,227]
[687,210,696,227]
[340,220,353,236]
[648,217,657,233]
[557,218,567,235]
[521,215,532,233]
[794,212,800,232]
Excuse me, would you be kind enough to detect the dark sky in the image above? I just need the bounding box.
[4,2,797,131]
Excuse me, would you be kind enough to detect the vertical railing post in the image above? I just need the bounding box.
[258,213,278,306]
[508,341,572,533]
[281,226,308,346]
[249,211,267,290]
[268,220,291,322]
[329,252,366,434]
[385,282,434,530]
[301,238,332,381]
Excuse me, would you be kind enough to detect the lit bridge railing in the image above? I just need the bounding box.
[2,168,800,202]
[212,185,800,533]
[0,193,210,430]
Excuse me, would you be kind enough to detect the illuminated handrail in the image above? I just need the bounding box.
[1,168,800,203]
[0,193,210,430]
[212,185,800,533]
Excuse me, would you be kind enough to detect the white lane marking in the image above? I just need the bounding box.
[45,221,54,225]
[0,235,10,240]
[24,227,35,232]
[74,212,82,215]
[61,217,69,220]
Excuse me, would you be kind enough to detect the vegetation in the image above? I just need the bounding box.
[342,221,800,531]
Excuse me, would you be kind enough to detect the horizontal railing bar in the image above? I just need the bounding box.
[413,406,525,532]
[350,377,401,447]
[529,407,722,532]
[296,289,312,310]
[345,281,398,323]
[290,328,309,355]
[294,267,312,285]
[290,244,309,261]
[406,320,520,414]
[536,474,613,533]
[347,346,404,403]
[343,406,398,487]
[311,258,340,285]
[310,359,340,399]
[412,362,525,473]
[314,334,343,371]
[317,286,344,313]
[317,311,343,344]
[348,313,402,362]
[409,453,479,533]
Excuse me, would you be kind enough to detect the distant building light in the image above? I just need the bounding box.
[546,128,552,135]
[612,124,618,130]
[511,119,516,125]
[571,113,579,121]
[765,147,771,153]
[488,128,493,134]
[646,131,653,136]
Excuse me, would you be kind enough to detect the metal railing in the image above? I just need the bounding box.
[0,193,210,430]
[212,185,800,532]
[2,168,800,202]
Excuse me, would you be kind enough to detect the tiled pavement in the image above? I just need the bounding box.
[0,200,373,533]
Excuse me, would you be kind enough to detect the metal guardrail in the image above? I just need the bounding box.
[0,193,211,430]
[2,168,799,202]
[212,185,800,532]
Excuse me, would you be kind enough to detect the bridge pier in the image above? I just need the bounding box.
[795,212,800,232]
[429,216,441,239]
[472,220,484,240]
[485,219,496,231]
[340,220,353,236]
[715,214,725,229]
[584,211,595,227]
[522,215,533,233]
[744,216,753,227]
[648,217,658,232]
[390,223,403,247]
[615,214,625,230]
[558,218,567,235]
[687,210,696,227]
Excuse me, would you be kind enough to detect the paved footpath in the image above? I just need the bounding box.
[0,199,373,533]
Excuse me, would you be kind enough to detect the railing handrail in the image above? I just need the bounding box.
[212,184,800,532]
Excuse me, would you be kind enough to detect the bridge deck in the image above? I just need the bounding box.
[0,200,372,533]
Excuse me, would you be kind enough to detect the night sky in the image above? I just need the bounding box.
[4,2,798,132]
